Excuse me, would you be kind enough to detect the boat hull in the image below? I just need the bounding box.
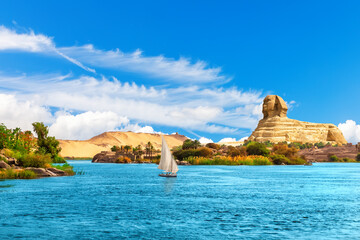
[159,173,177,177]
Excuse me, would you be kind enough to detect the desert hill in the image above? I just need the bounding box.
[59,132,188,158]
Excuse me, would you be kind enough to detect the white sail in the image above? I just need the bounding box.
[158,136,179,173]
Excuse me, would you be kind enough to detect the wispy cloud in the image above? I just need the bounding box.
[0,25,95,73]
[0,25,227,83]
[59,45,229,83]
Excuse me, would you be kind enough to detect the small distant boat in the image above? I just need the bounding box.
[158,136,178,177]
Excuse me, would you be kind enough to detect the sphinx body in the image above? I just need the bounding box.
[248,95,347,145]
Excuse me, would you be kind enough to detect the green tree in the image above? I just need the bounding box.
[356,153,360,162]
[111,145,120,152]
[182,139,201,150]
[32,122,63,162]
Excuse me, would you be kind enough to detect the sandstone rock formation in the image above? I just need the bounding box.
[248,95,347,145]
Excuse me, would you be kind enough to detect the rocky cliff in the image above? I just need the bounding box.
[59,132,187,158]
[299,143,360,162]
[248,95,347,145]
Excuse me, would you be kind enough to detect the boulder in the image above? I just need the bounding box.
[92,152,117,163]
[176,160,191,165]
[47,168,67,176]
[25,167,53,177]
[248,95,347,145]
[6,158,18,166]
[0,161,10,169]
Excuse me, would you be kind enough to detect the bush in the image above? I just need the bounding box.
[0,155,7,162]
[270,154,289,165]
[173,149,198,160]
[205,143,221,150]
[272,143,298,158]
[287,157,308,165]
[52,155,66,163]
[341,157,356,162]
[184,155,272,165]
[328,155,339,162]
[197,147,213,157]
[246,142,270,156]
[356,153,360,162]
[116,156,131,163]
[18,153,52,168]
[314,142,325,148]
[228,147,241,157]
[51,163,75,175]
[0,169,37,179]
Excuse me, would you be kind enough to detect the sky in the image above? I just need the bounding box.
[0,0,359,143]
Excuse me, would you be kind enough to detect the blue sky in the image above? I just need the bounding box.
[0,0,359,143]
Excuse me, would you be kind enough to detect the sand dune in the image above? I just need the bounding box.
[59,131,187,158]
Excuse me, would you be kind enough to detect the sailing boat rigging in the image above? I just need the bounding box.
[158,136,178,177]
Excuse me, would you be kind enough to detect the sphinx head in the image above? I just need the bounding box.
[262,95,288,119]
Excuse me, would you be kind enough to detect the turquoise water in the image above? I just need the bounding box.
[1,161,360,239]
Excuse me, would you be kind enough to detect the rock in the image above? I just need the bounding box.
[176,160,191,165]
[92,152,117,163]
[6,158,18,166]
[299,144,358,162]
[47,168,67,176]
[248,95,347,145]
[0,161,11,169]
[179,161,191,165]
[25,167,53,177]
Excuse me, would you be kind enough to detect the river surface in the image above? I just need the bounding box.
[0,161,360,239]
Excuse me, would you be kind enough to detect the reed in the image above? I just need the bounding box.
[0,169,37,179]
[184,155,272,165]
[50,163,75,176]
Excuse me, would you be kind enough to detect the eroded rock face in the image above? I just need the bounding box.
[0,161,11,169]
[248,95,347,145]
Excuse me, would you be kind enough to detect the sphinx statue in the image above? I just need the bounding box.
[248,95,347,145]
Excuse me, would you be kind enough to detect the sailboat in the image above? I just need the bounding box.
[158,136,178,177]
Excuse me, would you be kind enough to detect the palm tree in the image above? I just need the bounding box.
[146,141,153,159]
[124,145,131,153]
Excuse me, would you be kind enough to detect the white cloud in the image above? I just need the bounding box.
[218,136,248,143]
[0,25,265,138]
[119,124,162,134]
[239,136,249,142]
[49,111,129,140]
[0,94,53,131]
[59,45,228,83]
[338,120,360,144]
[0,73,263,134]
[219,137,237,143]
[199,137,213,144]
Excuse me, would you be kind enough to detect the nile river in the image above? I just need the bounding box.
[1,161,360,239]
